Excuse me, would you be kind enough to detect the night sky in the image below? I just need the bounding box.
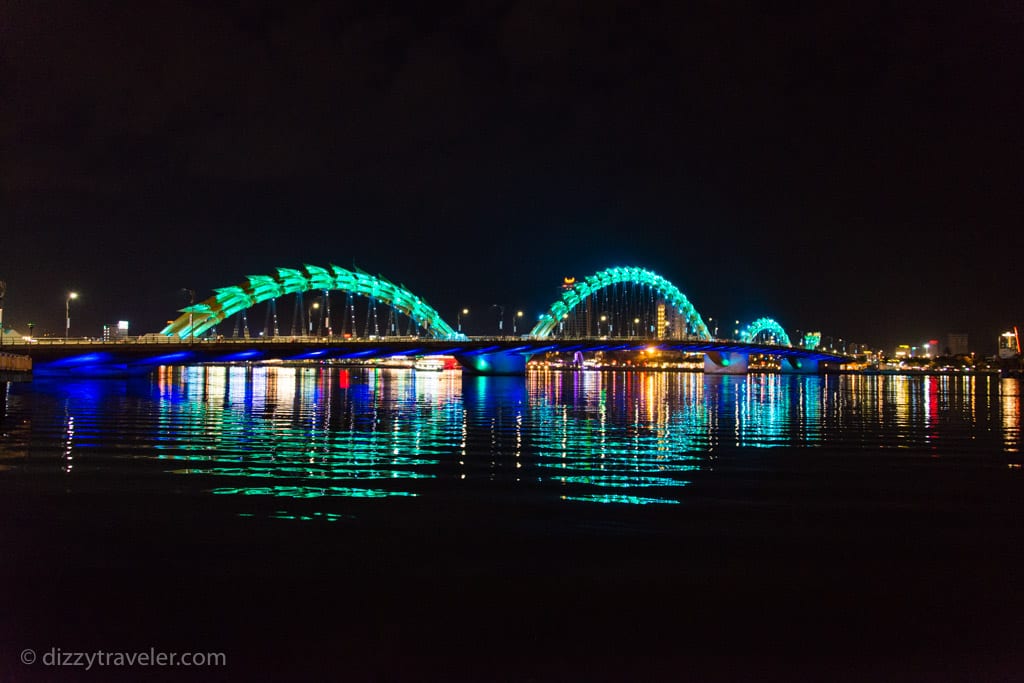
[3,1,1022,351]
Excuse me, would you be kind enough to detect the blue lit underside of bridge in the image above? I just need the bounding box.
[26,339,848,378]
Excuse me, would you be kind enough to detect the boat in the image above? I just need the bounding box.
[413,358,445,372]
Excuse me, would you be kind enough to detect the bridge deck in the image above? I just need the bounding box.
[8,336,850,368]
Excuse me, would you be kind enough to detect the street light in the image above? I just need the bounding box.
[514,310,524,335]
[457,308,469,334]
[633,317,640,338]
[65,292,79,341]
[599,314,607,338]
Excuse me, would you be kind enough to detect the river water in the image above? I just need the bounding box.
[1,367,1022,680]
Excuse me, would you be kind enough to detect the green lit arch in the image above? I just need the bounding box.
[161,264,461,339]
[739,317,793,347]
[530,266,711,339]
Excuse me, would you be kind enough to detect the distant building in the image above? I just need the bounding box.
[998,329,1020,360]
[946,333,969,356]
[103,320,129,341]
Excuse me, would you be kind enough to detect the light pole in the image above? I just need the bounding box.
[65,292,78,341]
[599,314,607,338]
[457,308,469,334]
[184,288,195,345]
[492,304,505,334]
[513,310,524,335]
[633,317,640,338]
[308,301,320,335]
[0,280,5,348]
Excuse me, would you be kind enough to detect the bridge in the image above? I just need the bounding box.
[12,264,851,377]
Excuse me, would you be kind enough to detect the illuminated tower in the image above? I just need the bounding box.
[998,328,1020,360]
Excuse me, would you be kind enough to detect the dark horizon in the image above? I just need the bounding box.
[4,2,1022,353]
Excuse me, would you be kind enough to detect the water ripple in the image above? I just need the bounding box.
[0,367,1018,513]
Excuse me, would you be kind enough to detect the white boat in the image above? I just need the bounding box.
[413,358,445,372]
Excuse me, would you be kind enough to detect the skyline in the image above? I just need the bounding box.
[3,2,1022,351]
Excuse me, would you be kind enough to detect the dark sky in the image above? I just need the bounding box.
[3,1,1022,350]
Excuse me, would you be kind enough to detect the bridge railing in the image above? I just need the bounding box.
[2,333,716,346]
[1,332,774,348]
[3,335,434,345]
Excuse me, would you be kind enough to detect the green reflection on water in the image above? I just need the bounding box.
[211,486,417,498]
[560,494,682,505]
[7,364,1020,525]
[238,511,352,522]
[135,366,1022,514]
[154,365,459,500]
[556,474,694,488]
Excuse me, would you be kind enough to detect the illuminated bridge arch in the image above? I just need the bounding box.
[530,266,711,340]
[161,264,460,340]
[739,317,792,347]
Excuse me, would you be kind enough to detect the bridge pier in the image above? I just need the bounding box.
[703,351,749,375]
[780,357,820,374]
[455,351,532,376]
[0,352,32,382]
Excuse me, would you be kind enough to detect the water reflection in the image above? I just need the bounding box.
[1001,378,1020,453]
[528,371,701,505]
[0,370,1020,516]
